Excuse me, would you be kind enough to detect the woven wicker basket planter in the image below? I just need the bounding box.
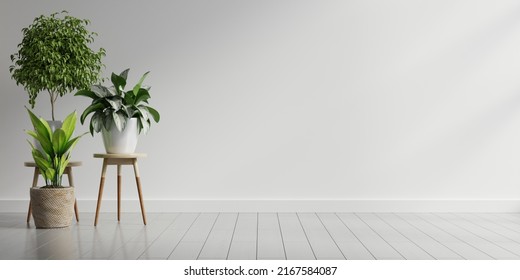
[30,186,75,228]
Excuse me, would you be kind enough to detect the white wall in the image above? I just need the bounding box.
[2,0,520,212]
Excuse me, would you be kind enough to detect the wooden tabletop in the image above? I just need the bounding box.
[24,161,82,167]
[93,153,147,159]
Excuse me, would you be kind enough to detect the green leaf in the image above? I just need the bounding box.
[61,111,76,141]
[34,154,51,172]
[91,85,112,97]
[112,111,123,132]
[123,91,135,105]
[52,129,67,154]
[44,168,56,183]
[62,133,87,154]
[59,156,70,180]
[39,118,53,139]
[74,89,97,99]
[145,106,160,122]
[137,116,150,135]
[111,72,126,94]
[89,112,102,135]
[80,102,103,124]
[132,71,149,96]
[105,97,122,110]
[26,108,51,141]
[119,68,130,80]
[134,88,151,104]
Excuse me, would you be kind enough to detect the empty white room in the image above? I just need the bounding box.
[1,0,520,279]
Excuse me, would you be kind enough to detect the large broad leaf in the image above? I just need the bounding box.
[39,118,53,139]
[44,168,56,185]
[103,111,113,131]
[132,71,150,96]
[91,84,113,97]
[61,111,76,141]
[33,152,54,183]
[80,102,104,124]
[90,112,103,135]
[74,89,98,100]
[119,69,130,80]
[26,129,53,157]
[107,87,119,97]
[62,133,87,154]
[105,96,122,110]
[117,111,127,131]
[112,111,123,132]
[58,155,70,179]
[145,106,160,123]
[32,149,52,170]
[28,140,49,161]
[124,91,135,105]
[137,116,150,135]
[135,106,149,122]
[52,129,67,155]
[26,108,51,142]
[111,72,126,94]
[134,88,151,105]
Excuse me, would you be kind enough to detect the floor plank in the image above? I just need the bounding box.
[394,213,487,260]
[337,213,404,260]
[416,213,519,260]
[317,213,375,260]
[227,213,257,260]
[257,213,285,260]
[297,213,344,260]
[168,213,219,260]
[2,212,520,260]
[435,213,520,257]
[278,213,316,260]
[357,213,433,260]
[198,213,238,260]
[139,213,199,260]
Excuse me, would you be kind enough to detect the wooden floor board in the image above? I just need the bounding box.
[2,212,520,260]
[337,213,404,260]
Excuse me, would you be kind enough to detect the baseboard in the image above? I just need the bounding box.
[1,199,520,213]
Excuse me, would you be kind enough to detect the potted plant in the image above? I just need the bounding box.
[75,69,160,153]
[9,11,105,123]
[26,108,86,228]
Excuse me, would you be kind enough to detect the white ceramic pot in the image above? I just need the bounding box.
[102,118,138,154]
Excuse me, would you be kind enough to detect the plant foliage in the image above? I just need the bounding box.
[75,69,160,136]
[10,11,105,121]
[26,109,87,187]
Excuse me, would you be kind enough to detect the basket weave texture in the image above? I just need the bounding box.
[30,187,74,228]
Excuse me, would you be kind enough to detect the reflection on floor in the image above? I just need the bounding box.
[1,212,520,260]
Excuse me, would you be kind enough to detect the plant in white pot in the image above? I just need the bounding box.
[26,109,86,228]
[75,69,160,153]
[9,11,105,123]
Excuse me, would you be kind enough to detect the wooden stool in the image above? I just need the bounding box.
[25,161,81,223]
[93,153,147,226]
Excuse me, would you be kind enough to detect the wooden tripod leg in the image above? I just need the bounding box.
[66,166,79,222]
[27,168,39,223]
[94,159,108,226]
[133,159,147,225]
[117,164,122,222]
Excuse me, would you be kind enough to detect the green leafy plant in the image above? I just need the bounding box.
[10,11,105,121]
[26,109,87,187]
[75,68,160,136]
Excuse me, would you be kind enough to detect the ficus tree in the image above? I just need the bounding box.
[10,11,105,121]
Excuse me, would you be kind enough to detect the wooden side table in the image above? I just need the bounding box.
[93,153,147,226]
[25,161,81,223]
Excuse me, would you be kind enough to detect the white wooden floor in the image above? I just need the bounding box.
[2,212,520,260]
